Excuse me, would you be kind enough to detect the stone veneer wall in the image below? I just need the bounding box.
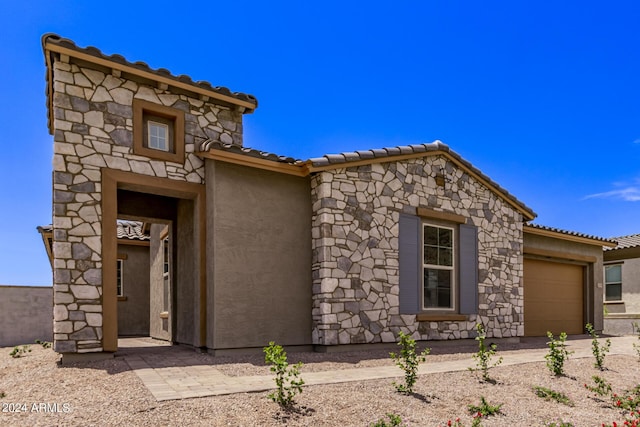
[310,156,524,346]
[50,59,243,353]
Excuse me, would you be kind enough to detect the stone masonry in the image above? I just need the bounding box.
[50,59,243,353]
[310,156,524,346]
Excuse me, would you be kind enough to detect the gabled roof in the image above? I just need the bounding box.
[605,233,640,251]
[198,140,537,220]
[41,34,258,134]
[524,223,617,247]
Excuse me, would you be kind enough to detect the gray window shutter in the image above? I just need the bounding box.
[399,213,420,314]
[459,224,478,315]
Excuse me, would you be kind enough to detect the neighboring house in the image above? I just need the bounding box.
[41,34,614,361]
[603,234,640,335]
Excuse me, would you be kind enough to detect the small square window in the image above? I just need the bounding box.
[133,99,185,163]
[148,121,169,151]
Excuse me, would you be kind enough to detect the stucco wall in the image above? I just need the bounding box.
[206,160,313,350]
[0,286,53,347]
[116,244,150,336]
[523,232,605,331]
[607,257,640,314]
[310,156,525,345]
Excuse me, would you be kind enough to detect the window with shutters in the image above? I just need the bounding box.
[423,223,455,310]
[399,211,478,316]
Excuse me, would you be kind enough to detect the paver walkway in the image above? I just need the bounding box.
[118,335,638,401]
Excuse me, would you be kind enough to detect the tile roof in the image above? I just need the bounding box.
[605,233,640,251]
[202,140,537,219]
[42,34,258,132]
[200,140,303,165]
[525,223,617,245]
[38,221,149,241]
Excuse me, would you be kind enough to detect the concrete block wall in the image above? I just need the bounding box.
[0,285,53,347]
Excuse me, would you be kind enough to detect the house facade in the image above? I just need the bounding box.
[603,235,640,335]
[42,34,613,361]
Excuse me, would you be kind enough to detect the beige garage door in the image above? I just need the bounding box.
[524,258,584,336]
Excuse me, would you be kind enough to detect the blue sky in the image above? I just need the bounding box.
[1,1,639,286]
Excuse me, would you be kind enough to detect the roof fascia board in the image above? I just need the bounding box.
[524,224,616,247]
[197,150,307,177]
[306,151,536,221]
[44,42,256,111]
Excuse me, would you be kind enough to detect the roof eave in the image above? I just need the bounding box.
[42,34,258,134]
[524,224,617,247]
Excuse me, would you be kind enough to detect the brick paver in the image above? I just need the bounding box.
[119,335,638,401]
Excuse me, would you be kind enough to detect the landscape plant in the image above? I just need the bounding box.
[533,386,574,406]
[9,345,31,358]
[545,421,574,427]
[584,375,612,398]
[371,413,404,427]
[390,331,430,394]
[469,323,502,382]
[263,341,304,407]
[586,323,611,370]
[467,396,503,418]
[35,339,51,349]
[544,331,573,376]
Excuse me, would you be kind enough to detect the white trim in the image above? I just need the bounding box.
[148,120,169,152]
[422,222,456,311]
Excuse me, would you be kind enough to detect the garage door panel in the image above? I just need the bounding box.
[524,258,584,337]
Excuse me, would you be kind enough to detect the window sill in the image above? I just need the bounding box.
[604,301,625,305]
[117,296,127,301]
[416,313,468,322]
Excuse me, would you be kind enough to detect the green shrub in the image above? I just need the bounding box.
[390,331,430,394]
[469,323,503,382]
[545,421,574,427]
[467,396,503,417]
[9,345,31,358]
[35,339,51,349]
[545,331,572,376]
[584,375,612,397]
[263,341,304,407]
[371,413,404,427]
[533,386,574,406]
[586,323,610,370]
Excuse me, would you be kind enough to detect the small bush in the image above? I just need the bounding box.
[545,421,574,427]
[467,396,503,417]
[586,323,610,370]
[545,331,572,376]
[533,386,574,406]
[390,331,430,394]
[0,391,5,399]
[9,345,31,358]
[263,341,304,407]
[584,375,612,398]
[371,413,404,427]
[35,339,51,349]
[469,323,503,382]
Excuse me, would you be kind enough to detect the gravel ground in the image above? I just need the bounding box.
[1,343,639,426]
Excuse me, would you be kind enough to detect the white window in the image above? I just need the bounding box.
[148,121,169,151]
[423,224,455,310]
[605,264,622,302]
[116,259,124,297]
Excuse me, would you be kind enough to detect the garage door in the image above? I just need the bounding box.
[524,258,584,336]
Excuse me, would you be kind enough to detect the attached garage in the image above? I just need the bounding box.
[523,258,584,336]
[523,224,616,337]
